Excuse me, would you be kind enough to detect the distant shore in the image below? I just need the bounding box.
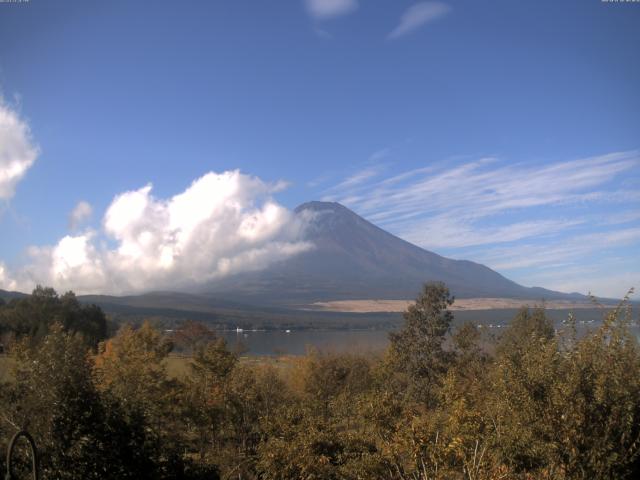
[309,297,616,313]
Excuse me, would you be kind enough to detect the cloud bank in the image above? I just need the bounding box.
[388,2,451,39]
[0,98,39,201]
[1,171,311,294]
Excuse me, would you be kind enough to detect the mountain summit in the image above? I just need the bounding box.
[206,201,577,304]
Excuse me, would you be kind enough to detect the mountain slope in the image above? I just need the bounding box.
[203,201,581,304]
[0,289,28,302]
[2,202,583,312]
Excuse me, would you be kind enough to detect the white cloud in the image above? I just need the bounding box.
[523,269,638,300]
[597,210,640,226]
[320,149,391,196]
[0,262,17,291]
[69,201,92,230]
[0,98,39,200]
[473,228,640,271]
[5,170,312,295]
[305,0,358,20]
[330,166,382,191]
[328,151,640,240]
[324,150,640,296]
[388,1,451,39]
[401,217,585,249]
[368,148,391,163]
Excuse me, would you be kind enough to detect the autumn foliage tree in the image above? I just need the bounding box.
[0,285,639,479]
[0,325,152,479]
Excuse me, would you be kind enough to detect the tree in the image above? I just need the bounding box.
[0,324,151,479]
[172,320,218,353]
[298,351,372,419]
[181,337,237,466]
[257,353,384,480]
[490,299,640,479]
[93,322,187,478]
[496,305,554,359]
[0,286,107,347]
[387,282,455,405]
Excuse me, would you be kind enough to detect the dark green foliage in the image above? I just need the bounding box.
[387,282,455,404]
[0,286,108,347]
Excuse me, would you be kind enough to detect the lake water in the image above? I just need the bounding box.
[221,319,640,356]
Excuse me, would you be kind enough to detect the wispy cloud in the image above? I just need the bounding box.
[368,147,391,162]
[520,266,638,299]
[69,201,92,230]
[307,173,333,188]
[329,166,382,191]
[401,217,585,250]
[320,148,391,196]
[0,97,39,201]
[388,2,451,40]
[328,151,639,231]
[313,26,333,39]
[324,150,640,295]
[597,210,640,226]
[305,0,358,20]
[472,227,640,271]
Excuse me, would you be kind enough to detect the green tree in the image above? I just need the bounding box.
[496,305,554,358]
[387,282,455,405]
[0,286,107,347]
[181,337,237,467]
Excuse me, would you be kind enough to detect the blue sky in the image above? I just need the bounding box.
[0,0,638,297]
